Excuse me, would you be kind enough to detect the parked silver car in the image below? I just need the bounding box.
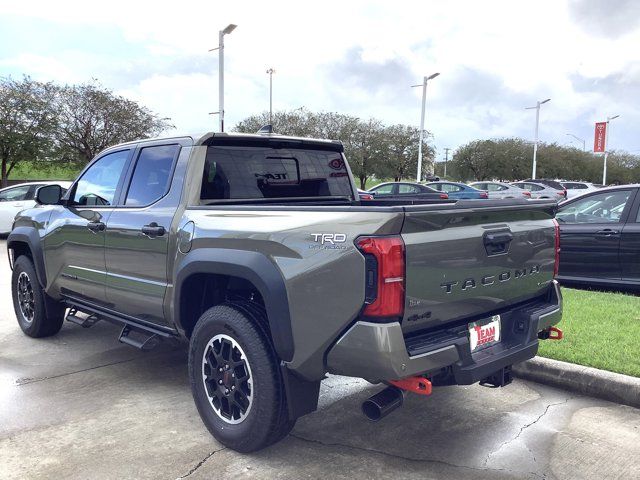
[560,181,600,199]
[469,181,530,199]
[511,181,565,200]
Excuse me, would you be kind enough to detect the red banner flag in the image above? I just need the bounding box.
[594,122,607,153]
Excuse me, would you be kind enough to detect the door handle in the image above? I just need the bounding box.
[87,221,106,233]
[141,223,166,237]
[596,229,620,237]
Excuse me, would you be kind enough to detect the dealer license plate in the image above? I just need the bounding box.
[469,315,501,352]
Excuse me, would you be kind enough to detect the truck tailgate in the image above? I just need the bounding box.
[401,200,557,334]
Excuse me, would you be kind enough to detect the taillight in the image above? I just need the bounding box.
[360,194,374,201]
[523,191,531,197]
[356,236,405,318]
[480,191,489,199]
[439,193,448,199]
[552,219,560,277]
[557,191,565,196]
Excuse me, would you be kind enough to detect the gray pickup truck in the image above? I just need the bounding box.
[7,132,562,452]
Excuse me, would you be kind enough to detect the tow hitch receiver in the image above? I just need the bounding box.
[480,366,513,388]
[389,376,432,396]
[538,326,563,340]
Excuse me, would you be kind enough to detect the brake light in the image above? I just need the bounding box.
[356,236,405,318]
[360,194,374,201]
[480,191,489,199]
[523,191,531,197]
[439,193,448,199]
[552,219,560,277]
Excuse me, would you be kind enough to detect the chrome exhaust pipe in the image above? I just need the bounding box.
[361,386,404,421]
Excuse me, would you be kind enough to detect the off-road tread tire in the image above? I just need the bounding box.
[11,255,65,338]
[189,302,294,452]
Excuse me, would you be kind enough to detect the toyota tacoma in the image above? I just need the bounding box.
[7,132,562,452]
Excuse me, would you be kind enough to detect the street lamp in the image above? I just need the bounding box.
[412,72,440,181]
[209,23,237,132]
[266,68,275,125]
[525,98,550,179]
[602,114,620,185]
[566,133,585,151]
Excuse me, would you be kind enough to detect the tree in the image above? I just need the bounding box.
[53,81,172,164]
[0,77,58,187]
[382,124,435,181]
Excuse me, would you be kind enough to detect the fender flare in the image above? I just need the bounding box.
[7,227,47,288]
[174,248,294,362]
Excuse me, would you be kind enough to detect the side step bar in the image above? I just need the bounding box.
[63,298,177,351]
[119,326,162,350]
[66,308,100,328]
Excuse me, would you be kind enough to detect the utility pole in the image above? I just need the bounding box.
[412,73,440,181]
[209,24,237,132]
[525,98,550,179]
[443,147,451,178]
[266,68,275,125]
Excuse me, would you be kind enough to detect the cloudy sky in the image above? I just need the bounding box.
[1,0,639,160]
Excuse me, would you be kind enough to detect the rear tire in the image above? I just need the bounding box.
[11,256,65,338]
[188,303,295,452]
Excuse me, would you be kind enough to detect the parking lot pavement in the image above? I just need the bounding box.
[1,239,639,480]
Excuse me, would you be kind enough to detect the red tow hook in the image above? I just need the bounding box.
[538,326,563,340]
[548,326,563,340]
[389,376,432,396]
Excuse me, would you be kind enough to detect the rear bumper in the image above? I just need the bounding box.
[326,280,562,383]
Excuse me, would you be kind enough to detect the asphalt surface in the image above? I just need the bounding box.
[0,239,638,480]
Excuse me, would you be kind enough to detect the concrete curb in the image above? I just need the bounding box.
[512,356,640,409]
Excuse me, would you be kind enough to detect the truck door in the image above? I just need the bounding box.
[104,142,187,327]
[44,149,132,306]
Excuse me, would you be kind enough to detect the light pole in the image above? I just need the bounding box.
[266,68,275,125]
[602,114,620,185]
[209,23,237,132]
[566,133,585,151]
[412,72,440,181]
[525,98,550,179]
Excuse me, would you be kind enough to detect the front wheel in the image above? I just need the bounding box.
[188,303,295,452]
[11,256,65,338]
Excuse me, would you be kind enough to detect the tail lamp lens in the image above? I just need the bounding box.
[356,236,405,318]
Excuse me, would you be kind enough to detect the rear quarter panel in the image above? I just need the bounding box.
[181,207,404,380]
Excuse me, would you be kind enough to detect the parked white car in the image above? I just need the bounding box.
[511,181,564,200]
[560,181,601,199]
[468,181,531,199]
[0,181,72,234]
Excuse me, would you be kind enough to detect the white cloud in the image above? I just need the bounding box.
[2,0,640,157]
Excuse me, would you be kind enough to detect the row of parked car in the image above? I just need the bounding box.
[359,179,601,202]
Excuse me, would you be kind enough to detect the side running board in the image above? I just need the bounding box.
[119,326,161,351]
[63,298,177,351]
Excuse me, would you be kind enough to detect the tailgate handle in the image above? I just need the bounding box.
[484,231,513,255]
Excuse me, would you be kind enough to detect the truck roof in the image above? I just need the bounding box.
[111,131,344,151]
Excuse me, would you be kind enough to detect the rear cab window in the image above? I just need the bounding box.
[200,145,354,202]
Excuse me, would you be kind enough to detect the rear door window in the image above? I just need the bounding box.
[201,146,353,201]
[125,145,179,206]
[398,184,420,194]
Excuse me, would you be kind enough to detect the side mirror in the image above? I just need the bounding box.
[36,184,63,205]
